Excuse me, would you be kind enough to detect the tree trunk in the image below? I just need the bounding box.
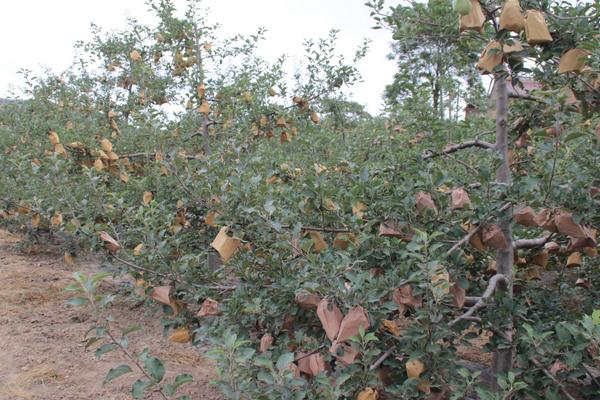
[491,76,514,387]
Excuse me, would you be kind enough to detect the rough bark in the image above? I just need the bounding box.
[491,76,514,386]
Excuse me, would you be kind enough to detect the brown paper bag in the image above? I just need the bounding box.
[524,10,552,45]
[499,0,525,32]
[503,38,524,54]
[459,0,486,33]
[317,299,343,341]
[558,49,589,74]
[211,227,241,262]
[477,41,503,74]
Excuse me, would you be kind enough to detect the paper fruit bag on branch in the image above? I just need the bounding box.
[524,10,552,45]
[499,0,525,32]
[477,41,503,74]
[459,0,486,33]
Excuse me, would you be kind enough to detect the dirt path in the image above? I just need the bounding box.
[0,229,222,400]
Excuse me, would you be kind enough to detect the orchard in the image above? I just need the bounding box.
[0,0,599,399]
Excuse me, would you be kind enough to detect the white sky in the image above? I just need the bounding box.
[0,0,399,115]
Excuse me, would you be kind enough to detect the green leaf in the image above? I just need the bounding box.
[66,297,88,306]
[105,364,132,382]
[164,373,194,395]
[145,356,165,382]
[591,309,600,326]
[131,379,153,398]
[276,352,295,371]
[95,343,117,357]
[64,283,83,292]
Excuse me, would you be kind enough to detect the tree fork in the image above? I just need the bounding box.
[491,75,514,385]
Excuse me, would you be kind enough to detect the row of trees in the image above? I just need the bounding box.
[1,0,599,399]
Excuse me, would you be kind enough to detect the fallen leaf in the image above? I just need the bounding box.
[333,233,358,250]
[100,231,121,253]
[133,243,144,256]
[356,387,378,400]
[382,319,401,336]
[406,359,425,379]
[143,191,153,205]
[352,202,368,218]
[169,327,192,343]
[307,231,328,253]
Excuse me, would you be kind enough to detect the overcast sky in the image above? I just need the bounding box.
[0,0,399,114]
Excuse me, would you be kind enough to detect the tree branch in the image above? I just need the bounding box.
[513,235,552,249]
[446,202,512,257]
[422,139,495,160]
[531,358,578,400]
[449,274,508,326]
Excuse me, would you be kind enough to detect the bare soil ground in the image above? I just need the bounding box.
[0,229,222,400]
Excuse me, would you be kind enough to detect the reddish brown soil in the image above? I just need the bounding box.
[0,229,222,400]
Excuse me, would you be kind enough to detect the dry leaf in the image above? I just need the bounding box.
[333,233,358,251]
[451,188,471,210]
[198,101,211,115]
[130,50,142,61]
[336,306,369,343]
[64,252,76,265]
[48,131,60,145]
[323,198,338,211]
[583,247,598,257]
[100,138,112,153]
[133,243,144,256]
[143,191,153,205]
[197,298,220,317]
[431,270,450,294]
[415,191,437,214]
[260,333,274,353]
[169,327,192,343]
[54,143,67,157]
[382,319,401,336]
[100,231,121,253]
[276,116,287,127]
[406,359,425,379]
[31,213,41,228]
[205,210,219,227]
[356,387,378,400]
[450,282,466,308]
[308,231,328,253]
[317,299,343,341]
[352,202,368,218]
[51,212,63,226]
[93,158,104,171]
[530,250,549,267]
[210,227,241,262]
[393,284,421,315]
[297,353,326,376]
[378,219,412,242]
[310,112,320,124]
[120,173,129,183]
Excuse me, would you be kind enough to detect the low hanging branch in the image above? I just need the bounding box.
[422,139,495,160]
[449,274,508,327]
[513,234,552,249]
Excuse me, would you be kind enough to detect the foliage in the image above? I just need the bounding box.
[1,0,600,399]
